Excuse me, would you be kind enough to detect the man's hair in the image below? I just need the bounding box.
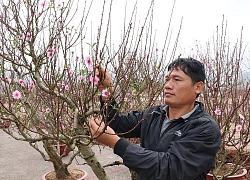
[168,57,206,84]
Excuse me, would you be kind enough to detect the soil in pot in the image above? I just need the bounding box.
[206,163,247,180]
[42,168,88,180]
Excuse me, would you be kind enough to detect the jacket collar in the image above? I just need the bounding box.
[160,101,204,121]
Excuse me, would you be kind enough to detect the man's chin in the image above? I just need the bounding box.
[164,100,173,105]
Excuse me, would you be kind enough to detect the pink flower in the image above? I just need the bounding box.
[19,79,25,86]
[90,76,99,85]
[69,70,73,77]
[45,108,51,114]
[65,85,69,91]
[47,48,55,58]
[102,89,110,97]
[239,113,245,121]
[40,1,47,8]
[12,90,21,99]
[76,56,79,62]
[214,108,221,116]
[85,55,93,72]
[29,81,35,89]
[26,32,31,40]
[37,12,42,17]
[85,55,93,66]
[124,97,128,101]
[5,76,12,84]
[77,75,83,81]
[236,124,242,132]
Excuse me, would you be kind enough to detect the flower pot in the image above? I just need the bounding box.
[41,168,88,180]
[54,143,71,156]
[0,120,11,128]
[206,166,247,180]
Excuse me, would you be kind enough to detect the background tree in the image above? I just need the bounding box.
[193,19,250,179]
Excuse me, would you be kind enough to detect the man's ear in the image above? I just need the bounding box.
[195,81,204,95]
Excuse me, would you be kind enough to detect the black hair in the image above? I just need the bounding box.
[168,57,206,84]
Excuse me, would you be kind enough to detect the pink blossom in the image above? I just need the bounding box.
[76,56,79,62]
[65,85,69,91]
[45,108,51,114]
[90,76,99,85]
[29,81,35,88]
[124,97,128,101]
[85,55,93,72]
[239,113,245,121]
[5,76,12,84]
[40,1,47,8]
[85,55,93,66]
[47,48,55,58]
[26,32,31,40]
[78,75,83,81]
[12,90,21,99]
[214,108,221,115]
[37,12,42,17]
[69,70,73,77]
[236,124,242,132]
[19,79,25,86]
[102,89,110,97]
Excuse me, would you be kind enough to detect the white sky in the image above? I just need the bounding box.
[73,0,250,61]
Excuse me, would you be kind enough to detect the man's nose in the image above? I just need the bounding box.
[164,79,173,89]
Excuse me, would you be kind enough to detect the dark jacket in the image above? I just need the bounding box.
[101,100,221,180]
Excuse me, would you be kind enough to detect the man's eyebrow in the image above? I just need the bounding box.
[166,74,182,79]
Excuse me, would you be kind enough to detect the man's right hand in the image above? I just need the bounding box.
[96,65,113,92]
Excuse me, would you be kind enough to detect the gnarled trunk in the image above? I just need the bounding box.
[43,140,70,179]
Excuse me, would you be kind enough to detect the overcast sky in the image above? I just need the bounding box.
[76,0,250,61]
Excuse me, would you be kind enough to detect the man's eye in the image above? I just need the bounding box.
[174,78,180,81]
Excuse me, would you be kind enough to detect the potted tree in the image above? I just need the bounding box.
[193,21,250,180]
[0,0,178,179]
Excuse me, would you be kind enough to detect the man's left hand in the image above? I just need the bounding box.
[89,117,120,148]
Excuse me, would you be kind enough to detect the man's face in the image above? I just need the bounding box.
[164,67,203,107]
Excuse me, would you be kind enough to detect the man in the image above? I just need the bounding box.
[89,57,221,180]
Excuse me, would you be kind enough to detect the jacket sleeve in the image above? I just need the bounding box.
[100,96,148,138]
[114,118,221,180]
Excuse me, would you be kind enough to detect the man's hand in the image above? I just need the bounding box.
[89,117,120,148]
[96,65,113,91]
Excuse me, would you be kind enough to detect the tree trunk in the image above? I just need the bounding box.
[77,143,110,180]
[76,114,110,180]
[43,140,70,179]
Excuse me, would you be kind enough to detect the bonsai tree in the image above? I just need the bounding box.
[0,0,179,179]
[193,20,250,179]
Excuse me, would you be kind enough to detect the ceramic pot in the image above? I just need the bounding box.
[206,167,247,180]
[41,168,88,180]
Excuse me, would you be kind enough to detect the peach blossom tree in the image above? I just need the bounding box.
[0,0,177,179]
[193,22,250,179]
